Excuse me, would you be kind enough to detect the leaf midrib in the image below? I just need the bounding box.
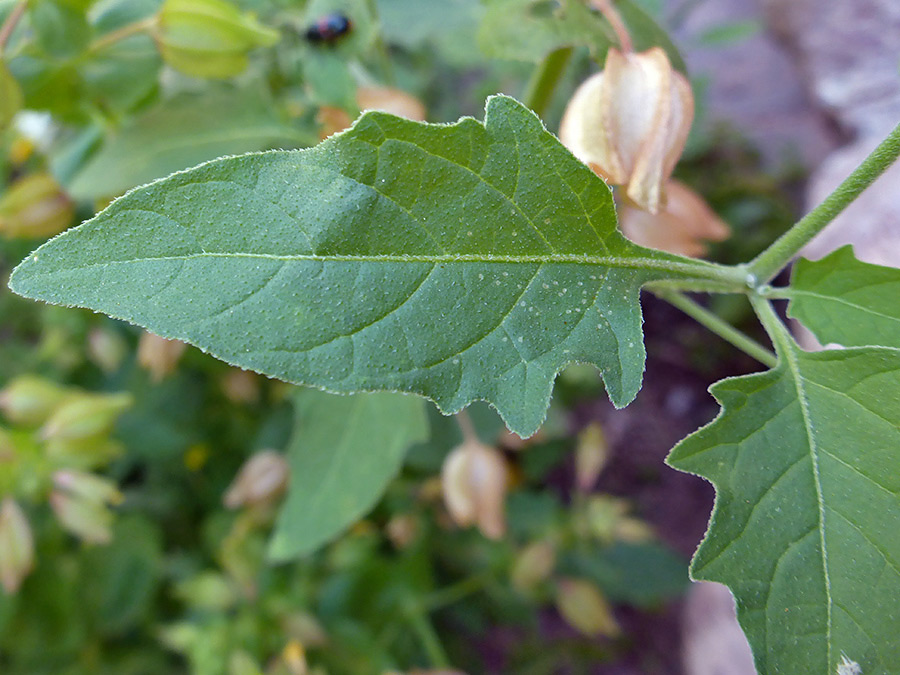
[23,250,706,274]
[782,344,833,668]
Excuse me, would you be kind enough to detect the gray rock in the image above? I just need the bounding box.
[682,582,756,675]
[764,0,900,268]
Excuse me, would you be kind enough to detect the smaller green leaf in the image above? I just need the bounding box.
[29,0,90,58]
[8,56,84,121]
[69,88,309,200]
[376,0,480,49]
[478,0,686,73]
[268,390,429,560]
[787,245,900,348]
[81,34,162,115]
[300,49,357,109]
[669,342,900,673]
[560,542,688,608]
[478,0,613,63]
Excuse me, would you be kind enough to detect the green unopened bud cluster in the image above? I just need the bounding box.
[153,0,279,78]
[0,173,74,239]
[0,376,134,591]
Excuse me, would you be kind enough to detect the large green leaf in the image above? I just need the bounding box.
[268,389,428,560]
[9,95,707,436]
[68,89,310,200]
[787,245,900,349]
[668,342,900,673]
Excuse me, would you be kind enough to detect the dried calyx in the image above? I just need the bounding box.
[559,45,694,215]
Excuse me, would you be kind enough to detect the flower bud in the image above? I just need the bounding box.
[1,61,23,130]
[39,392,132,441]
[583,494,652,544]
[282,611,328,647]
[175,571,236,610]
[617,179,729,256]
[282,639,308,675]
[0,426,14,462]
[316,105,354,140]
[138,331,187,382]
[50,489,114,544]
[356,86,427,121]
[385,513,419,550]
[0,498,34,593]
[0,375,69,426]
[53,469,123,506]
[555,578,620,638]
[221,368,260,404]
[87,328,128,374]
[0,173,75,239]
[223,449,289,509]
[511,540,556,592]
[154,0,280,79]
[441,440,508,540]
[228,650,264,675]
[558,47,694,214]
[575,422,609,492]
[45,437,124,469]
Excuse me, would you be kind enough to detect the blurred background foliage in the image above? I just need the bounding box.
[0,0,800,672]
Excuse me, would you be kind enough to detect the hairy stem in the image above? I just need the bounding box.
[364,0,395,85]
[87,17,156,54]
[0,0,27,52]
[425,573,491,611]
[644,277,753,295]
[524,46,572,118]
[590,0,633,52]
[749,295,790,358]
[655,290,777,367]
[749,121,900,283]
[406,605,450,667]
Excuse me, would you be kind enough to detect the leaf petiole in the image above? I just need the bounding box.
[86,17,157,54]
[0,0,26,52]
[405,602,450,668]
[654,290,776,367]
[524,46,573,118]
[749,294,790,359]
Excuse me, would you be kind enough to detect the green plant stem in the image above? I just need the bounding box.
[749,121,900,283]
[524,46,572,118]
[655,290,777,367]
[749,294,791,358]
[363,0,395,85]
[406,604,450,668]
[424,573,491,611]
[0,0,27,52]
[643,277,751,295]
[86,17,156,54]
[757,285,792,300]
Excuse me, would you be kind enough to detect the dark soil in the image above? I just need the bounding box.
[572,293,767,674]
